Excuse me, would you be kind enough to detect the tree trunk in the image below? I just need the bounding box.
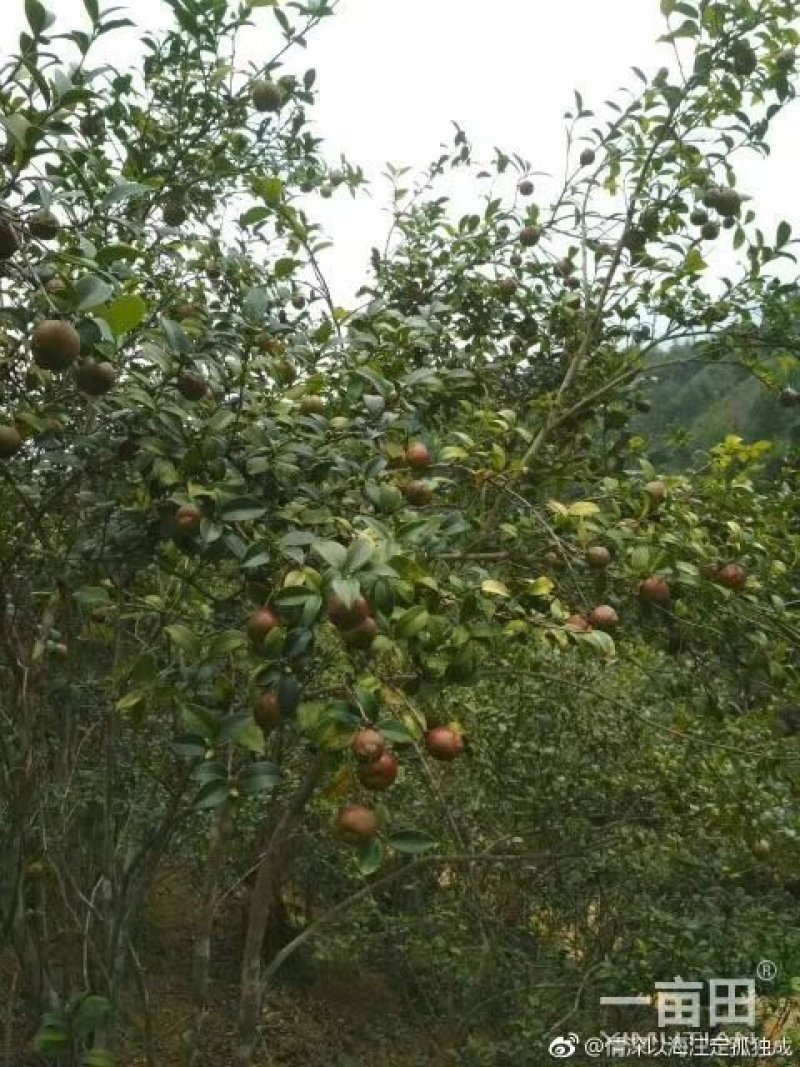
[235,755,324,1066]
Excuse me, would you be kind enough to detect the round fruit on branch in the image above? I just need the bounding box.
[639,576,671,604]
[335,804,378,844]
[31,320,81,371]
[246,606,281,643]
[424,726,465,762]
[357,752,398,792]
[351,728,386,763]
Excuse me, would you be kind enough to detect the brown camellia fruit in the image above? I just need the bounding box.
[587,545,611,569]
[328,594,371,630]
[162,200,187,227]
[716,562,747,591]
[639,576,671,604]
[252,79,283,113]
[579,147,596,166]
[425,726,465,762]
[335,804,378,844]
[701,220,720,241]
[300,395,326,415]
[174,301,199,320]
[175,503,202,534]
[497,277,518,295]
[74,360,116,396]
[403,480,433,506]
[519,225,540,247]
[644,479,667,503]
[565,614,592,632]
[518,179,534,196]
[405,441,432,469]
[253,691,281,730]
[29,210,59,241]
[246,606,281,642]
[255,332,284,354]
[177,370,208,401]
[31,320,81,371]
[0,219,20,259]
[358,752,398,792]
[342,616,379,650]
[351,728,386,763]
[589,605,619,631]
[45,277,67,295]
[0,425,23,458]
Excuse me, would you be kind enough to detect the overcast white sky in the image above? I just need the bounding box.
[6,0,799,302]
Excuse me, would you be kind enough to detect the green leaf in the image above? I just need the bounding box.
[314,540,348,570]
[25,0,55,36]
[480,579,509,597]
[194,780,230,810]
[209,630,247,657]
[82,0,100,24]
[395,605,429,638]
[222,499,267,523]
[344,537,374,575]
[97,294,148,337]
[74,274,114,311]
[374,719,415,745]
[355,838,383,875]
[218,712,255,743]
[73,585,110,609]
[72,995,112,1039]
[331,578,360,609]
[777,220,791,247]
[171,734,206,760]
[566,501,600,517]
[164,624,202,659]
[386,830,438,855]
[83,1050,115,1067]
[237,760,281,795]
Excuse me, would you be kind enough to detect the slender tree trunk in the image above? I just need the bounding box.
[184,807,231,1066]
[235,755,324,1066]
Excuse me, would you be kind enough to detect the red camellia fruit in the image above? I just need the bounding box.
[402,480,433,506]
[639,576,671,604]
[425,727,465,762]
[335,804,379,844]
[253,691,281,730]
[358,752,398,792]
[246,607,281,642]
[351,728,386,763]
[328,594,371,630]
[342,616,379,650]
[177,370,209,401]
[519,225,541,247]
[405,441,432,469]
[715,562,747,591]
[589,605,619,631]
[175,503,202,534]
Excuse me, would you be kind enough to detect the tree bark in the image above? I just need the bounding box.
[235,755,324,1066]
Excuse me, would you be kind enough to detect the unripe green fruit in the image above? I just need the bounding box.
[252,80,283,113]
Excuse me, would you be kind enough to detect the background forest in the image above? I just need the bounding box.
[0,1,799,1065]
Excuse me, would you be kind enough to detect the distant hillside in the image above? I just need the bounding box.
[635,344,800,469]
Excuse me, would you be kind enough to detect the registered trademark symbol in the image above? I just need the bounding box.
[757,960,778,982]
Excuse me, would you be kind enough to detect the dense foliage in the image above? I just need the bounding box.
[1,0,799,1064]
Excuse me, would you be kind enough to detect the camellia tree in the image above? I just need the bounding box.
[0,0,798,1063]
